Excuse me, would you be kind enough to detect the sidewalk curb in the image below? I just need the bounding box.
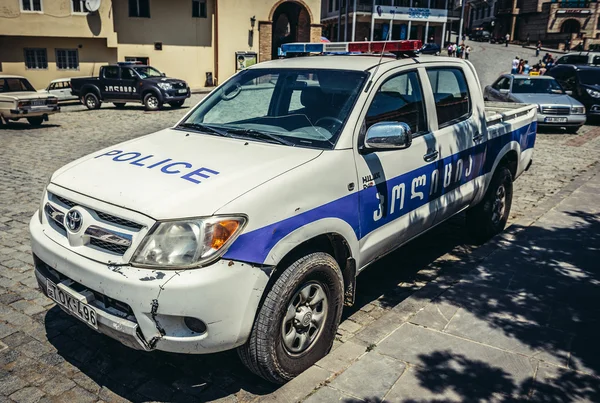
[258,161,600,403]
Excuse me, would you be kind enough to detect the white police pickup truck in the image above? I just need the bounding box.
[30,40,537,384]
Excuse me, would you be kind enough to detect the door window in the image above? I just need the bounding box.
[366,71,427,135]
[493,77,510,91]
[121,68,136,80]
[103,66,119,79]
[426,68,471,127]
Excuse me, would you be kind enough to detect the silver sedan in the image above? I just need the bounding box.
[484,74,586,133]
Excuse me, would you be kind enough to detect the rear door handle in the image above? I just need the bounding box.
[423,150,439,162]
[473,133,484,142]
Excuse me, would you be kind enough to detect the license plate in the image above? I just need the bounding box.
[545,117,567,123]
[177,89,187,94]
[31,100,45,106]
[46,279,98,329]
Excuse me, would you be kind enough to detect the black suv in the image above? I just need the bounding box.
[546,65,600,116]
[71,62,190,111]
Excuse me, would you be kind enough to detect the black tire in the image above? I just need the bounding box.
[84,93,101,110]
[113,103,126,109]
[27,117,44,126]
[169,100,185,108]
[143,93,162,111]
[466,166,513,243]
[238,252,344,384]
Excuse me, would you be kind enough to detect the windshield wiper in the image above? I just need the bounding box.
[225,128,295,146]
[177,122,232,138]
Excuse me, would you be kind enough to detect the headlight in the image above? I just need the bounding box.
[38,175,52,223]
[132,216,247,268]
[571,105,586,114]
[157,82,172,90]
[586,88,600,98]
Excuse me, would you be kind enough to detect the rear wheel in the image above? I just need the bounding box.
[466,166,513,243]
[169,100,185,108]
[143,93,162,111]
[84,93,101,110]
[113,103,126,109]
[238,252,344,384]
[27,117,44,126]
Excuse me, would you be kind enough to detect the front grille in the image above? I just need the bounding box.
[541,106,570,115]
[55,195,76,208]
[96,211,143,230]
[90,238,129,255]
[172,82,186,89]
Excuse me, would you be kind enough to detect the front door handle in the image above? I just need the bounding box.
[473,133,484,142]
[423,150,439,162]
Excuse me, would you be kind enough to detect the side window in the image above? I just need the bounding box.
[493,77,510,91]
[121,68,135,80]
[103,66,119,79]
[593,56,600,65]
[571,55,588,65]
[49,83,56,90]
[366,71,427,135]
[565,71,578,88]
[556,56,568,65]
[426,68,471,127]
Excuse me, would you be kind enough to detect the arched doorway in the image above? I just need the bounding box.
[271,1,311,59]
[561,19,581,34]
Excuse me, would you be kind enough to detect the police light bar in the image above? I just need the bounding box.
[281,40,422,55]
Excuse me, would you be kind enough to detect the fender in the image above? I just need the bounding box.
[474,140,521,205]
[142,88,164,103]
[263,218,359,267]
[82,84,101,98]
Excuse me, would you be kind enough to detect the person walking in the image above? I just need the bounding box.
[457,43,463,59]
[524,60,531,75]
[465,45,472,60]
[518,59,525,74]
[505,33,510,47]
[536,41,542,57]
[511,55,520,74]
[447,43,453,57]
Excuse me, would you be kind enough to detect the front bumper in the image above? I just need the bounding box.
[537,113,586,127]
[4,105,60,119]
[30,214,270,354]
[161,88,191,102]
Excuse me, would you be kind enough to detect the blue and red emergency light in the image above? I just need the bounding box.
[281,40,422,56]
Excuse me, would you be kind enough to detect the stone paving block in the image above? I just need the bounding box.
[410,299,460,331]
[135,379,175,401]
[258,366,331,403]
[328,352,406,401]
[530,363,600,402]
[354,310,406,345]
[337,320,362,334]
[9,386,45,403]
[377,323,537,396]
[50,386,97,403]
[1,331,34,348]
[303,385,358,403]
[40,375,76,396]
[315,340,367,374]
[0,374,27,396]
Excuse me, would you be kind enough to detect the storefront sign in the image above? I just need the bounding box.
[374,5,448,22]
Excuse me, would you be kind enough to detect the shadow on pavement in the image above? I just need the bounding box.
[0,122,60,130]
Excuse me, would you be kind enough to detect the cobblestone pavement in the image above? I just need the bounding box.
[1,48,600,402]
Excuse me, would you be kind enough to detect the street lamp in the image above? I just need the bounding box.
[250,15,256,29]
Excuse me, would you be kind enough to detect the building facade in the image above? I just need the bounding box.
[320,0,460,47]
[468,0,496,34]
[0,0,322,90]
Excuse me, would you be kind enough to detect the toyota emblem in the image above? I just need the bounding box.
[65,209,83,232]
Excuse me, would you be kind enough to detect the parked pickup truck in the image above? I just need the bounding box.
[0,75,59,126]
[71,62,190,111]
[30,43,537,384]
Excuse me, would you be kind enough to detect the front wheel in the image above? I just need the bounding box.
[27,117,44,126]
[238,252,344,384]
[143,93,162,111]
[466,166,513,243]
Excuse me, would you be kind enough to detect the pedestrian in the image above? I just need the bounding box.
[465,45,471,60]
[505,33,510,47]
[447,43,453,56]
[526,34,530,46]
[511,55,520,74]
[539,63,547,75]
[457,43,463,58]
[452,43,457,57]
[518,59,525,74]
[536,41,541,57]
[524,60,531,75]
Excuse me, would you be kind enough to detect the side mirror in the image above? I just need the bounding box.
[364,122,412,150]
[499,89,510,94]
[161,72,166,77]
[565,90,573,96]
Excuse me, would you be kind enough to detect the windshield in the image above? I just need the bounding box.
[133,66,163,78]
[578,69,600,86]
[512,78,564,94]
[0,78,35,93]
[180,68,368,149]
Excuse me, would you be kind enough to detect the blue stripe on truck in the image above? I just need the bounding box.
[224,122,537,264]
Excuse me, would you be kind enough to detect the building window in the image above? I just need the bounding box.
[71,0,89,13]
[129,0,150,18]
[21,0,42,12]
[24,48,48,69]
[328,0,334,13]
[192,0,207,18]
[56,49,79,70]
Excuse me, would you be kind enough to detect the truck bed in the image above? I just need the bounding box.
[484,102,537,126]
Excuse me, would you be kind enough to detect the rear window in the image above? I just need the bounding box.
[426,68,471,127]
[0,78,35,92]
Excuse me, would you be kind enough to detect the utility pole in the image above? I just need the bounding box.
[457,0,466,44]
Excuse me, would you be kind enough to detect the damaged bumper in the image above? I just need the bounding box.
[30,215,270,354]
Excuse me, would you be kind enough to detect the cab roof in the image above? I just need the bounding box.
[250,54,449,72]
[0,75,26,80]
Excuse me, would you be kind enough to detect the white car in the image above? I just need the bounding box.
[29,42,537,383]
[38,78,79,103]
[0,75,59,126]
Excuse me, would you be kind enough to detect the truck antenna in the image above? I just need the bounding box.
[365,7,397,92]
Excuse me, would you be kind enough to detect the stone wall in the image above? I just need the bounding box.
[259,21,273,62]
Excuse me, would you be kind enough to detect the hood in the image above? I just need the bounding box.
[510,93,578,106]
[0,91,55,100]
[144,77,186,85]
[51,128,322,219]
[581,83,600,92]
